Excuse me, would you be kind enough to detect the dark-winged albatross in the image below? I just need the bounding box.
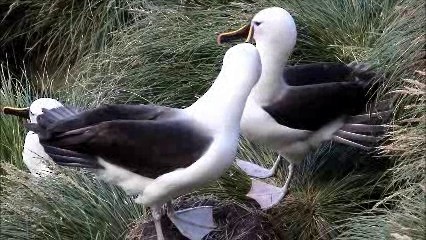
[21,43,261,240]
[217,7,389,209]
[3,98,64,177]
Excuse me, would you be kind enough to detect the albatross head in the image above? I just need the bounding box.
[217,7,297,59]
[3,98,63,123]
[218,43,262,94]
[222,43,261,80]
[28,98,63,123]
[186,43,261,125]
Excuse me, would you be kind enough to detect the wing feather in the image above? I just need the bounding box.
[30,104,213,178]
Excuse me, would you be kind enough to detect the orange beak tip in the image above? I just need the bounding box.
[216,35,222,45]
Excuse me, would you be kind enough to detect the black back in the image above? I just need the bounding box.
[283,62,353,86]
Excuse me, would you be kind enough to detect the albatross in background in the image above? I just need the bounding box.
[21,43,261,240]
[217,7,390,209]
[3,98,64,177]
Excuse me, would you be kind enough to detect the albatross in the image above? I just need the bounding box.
[217,7,390,209]
[3,98,64,177]
[19,43,261,240]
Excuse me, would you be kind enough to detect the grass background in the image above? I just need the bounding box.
[1,0,424,239]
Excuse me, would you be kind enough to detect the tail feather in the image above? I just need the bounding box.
[329,62,393,151]
[333,136,372,150]
[341,123,389,134]
[43,145,93,160]
[335,130,381,142]
[347,62,376,84]
[372,97,396,112]
[347,110,392,124]
[49,154,92,165]
[51,161,97,169]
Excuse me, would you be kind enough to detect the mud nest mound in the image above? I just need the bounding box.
[127,197,277,240]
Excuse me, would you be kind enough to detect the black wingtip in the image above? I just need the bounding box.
[347,62,377,82]
[25,123,39,132]
[42,145,100,169]
[25,123,52,140]
[39,106,79,123]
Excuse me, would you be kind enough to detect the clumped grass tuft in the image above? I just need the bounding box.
[335,214,390,239]
[283,0,399,63]
[1,63,146,239]
[64,0,401,106]
[1,64,37,169]
[0,0,129,84]
[268,147,383,240]
[1,164,145,240]
[337,0,425,238]
[64,2,257,106]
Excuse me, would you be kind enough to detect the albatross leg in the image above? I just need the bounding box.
[236,155,281,178]
[166,202,216,240]
[151,205,165,240]
[246,163,294,210]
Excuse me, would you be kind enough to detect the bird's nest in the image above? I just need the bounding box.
[126,196,277,240]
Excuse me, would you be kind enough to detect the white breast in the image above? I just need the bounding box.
[23,132,54,177]
[136,132,239,207]
[241,98,311,150]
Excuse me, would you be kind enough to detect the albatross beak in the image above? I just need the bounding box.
[217,24,254,45]
[2,107,30,119]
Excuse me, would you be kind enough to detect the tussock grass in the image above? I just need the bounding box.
[268,147,383,240]
[284,0,399,63]
[63,2,255,106]
[0,0,129,84]
[64,0,400,106]
[337,0,425,238]
[1,164,144,240]
[1,64,38,169]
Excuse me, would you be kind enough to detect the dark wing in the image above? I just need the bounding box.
[283,62,375,86]
[37,104,166,136]
[28,105,213,178]
[263,82,368,131]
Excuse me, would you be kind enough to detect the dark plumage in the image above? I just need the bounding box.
[27,104,213,178]
[264,62,378,131]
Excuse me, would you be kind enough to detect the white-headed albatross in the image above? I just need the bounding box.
[3,98,64,177]
[22,43,261,240]
[217,7,390,209]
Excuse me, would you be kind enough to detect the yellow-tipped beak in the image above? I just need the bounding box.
[2,106,30,118]
[245,25,254,43]
[217,24,254,45]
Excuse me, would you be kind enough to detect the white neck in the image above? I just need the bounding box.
[185,70,255,133]
[249,42,290,104]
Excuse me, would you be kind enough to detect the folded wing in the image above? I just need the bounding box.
[28,105,213,178]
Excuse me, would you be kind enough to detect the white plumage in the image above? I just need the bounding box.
[22,43,262,240]
[217,7,388,209]
[3,98,63,177]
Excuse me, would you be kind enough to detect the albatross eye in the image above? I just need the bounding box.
[253,21,262,26]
